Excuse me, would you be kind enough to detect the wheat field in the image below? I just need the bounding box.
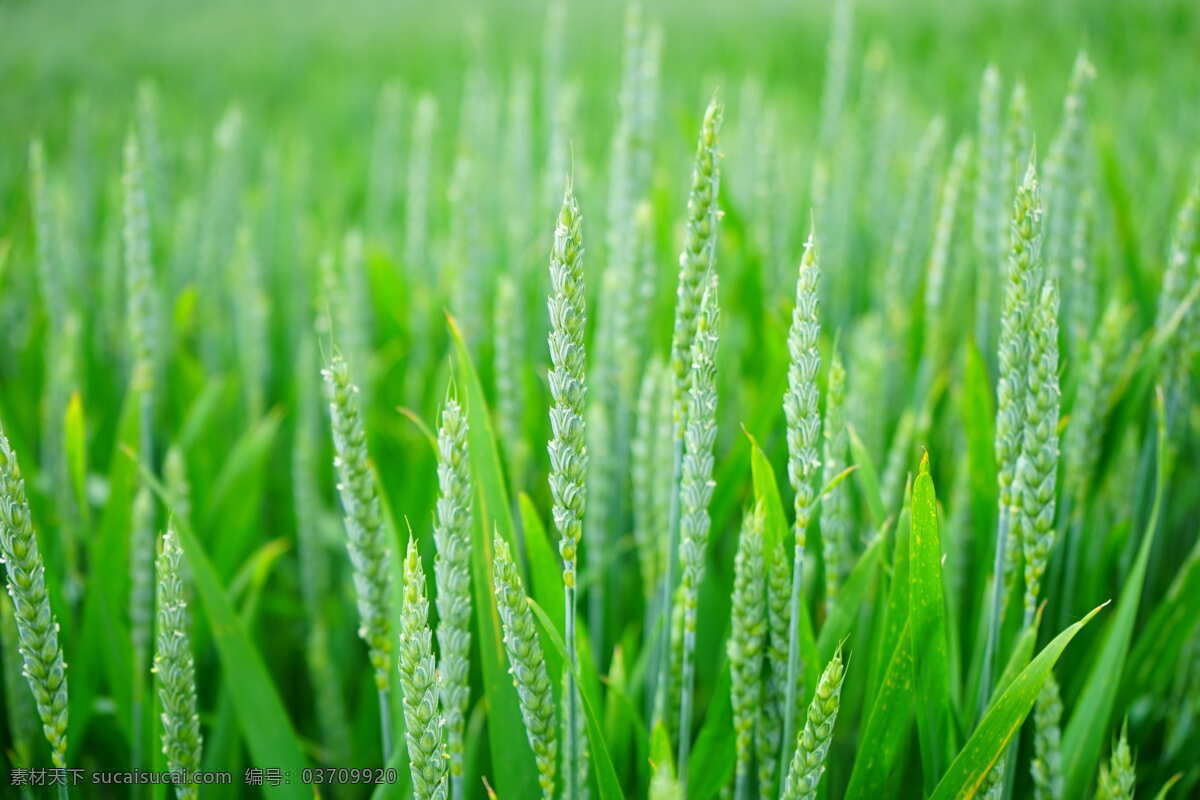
[1,0,1198,798]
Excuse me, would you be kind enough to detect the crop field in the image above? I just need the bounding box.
[1,0,1199,797]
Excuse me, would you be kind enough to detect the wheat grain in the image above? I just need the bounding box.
[322,354,393,694]
[780,650,846,800]
[432,395,472,796]
[546,177,587,800]
[153,525,203,800]
[493,534,557,800]
[1031,673,1064,800]
[0,428,68,768]
[782,229,822,766]
[821,351,849,612]
[728,503,766,800]
[399,539,448,800]
[677,272,720,780]
[1017,280,1061,622]
[1095,725,1134,800]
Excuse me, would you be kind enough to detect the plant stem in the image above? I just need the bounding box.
[780,538,804,784]
[651,435,683,728]
[677,627,694,791]
[564,584,579,800]
[979,505,1009,717]
[377,687,393,763]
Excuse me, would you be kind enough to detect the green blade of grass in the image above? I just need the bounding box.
[910,453,954,789]
[844,617,915,799]
[686,660,734,800]
[848,425,886,528]
[929,603,1108,800]
[1062,391,1169,798]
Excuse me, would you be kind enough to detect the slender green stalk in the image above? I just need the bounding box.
[677,273,720,783]
[729,504,766,800]
[820,352,848,614]
[398,540,448,800]
[982,158,1042,713]
[817,0,853,149]
[432,396,473,799]
[493,534,557,800]
[974,65,1003,353]
[154,526,203,800]
[130,486,155,769]
[546,179,587,800]
[655,96,723,729]
[782,230,822,771]
[924,135,973,366]
[0,427,69,768]
[780,650,846,800]
[405,94,437,283]
[322,353,394,756]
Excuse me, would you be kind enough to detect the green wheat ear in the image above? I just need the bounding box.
[399,539,448,800]
[492,533,557,800]
[0,427,68,768]
[432,394,473,792]
[728,503,766,800]
[153,524,203,800]
[322,353,393,692]
[780,649,846,800]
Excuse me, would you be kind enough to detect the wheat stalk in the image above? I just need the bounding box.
[1095,725,1135,800]
[0,428,68,769]
[492,534,557,800]
[655,97,723,729]
[782,229,822,769]
[1017,280,1061,622]
[546,177,587,800]
[820,351,849,613]
[1031,673,1064,800]
[729,503,766,800]
[153,525,203,800]
[982,157,1042,712]
[399,539,448,800]
[677,272,720,782]
[780,650,846,800]
[322,353,394,755]
[974,65,1004,352]
[432,395,473,798]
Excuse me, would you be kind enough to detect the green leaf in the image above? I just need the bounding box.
[649,720,683,800]
[960,343,997,594]
[63,391,88,525]
[1062,395,1169,799]
[910,454,954,788]
[448,314,541,799]
[848,425,886,528]
[528,598,626,800]
[929,603,1108,800]
[686,661,734,800]
[820,532,885,662]
[1121,538,1200,707]
[204,409,283,574]
[844,618,915,799]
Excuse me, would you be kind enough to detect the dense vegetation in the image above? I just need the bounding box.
[1,0,1198,798]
